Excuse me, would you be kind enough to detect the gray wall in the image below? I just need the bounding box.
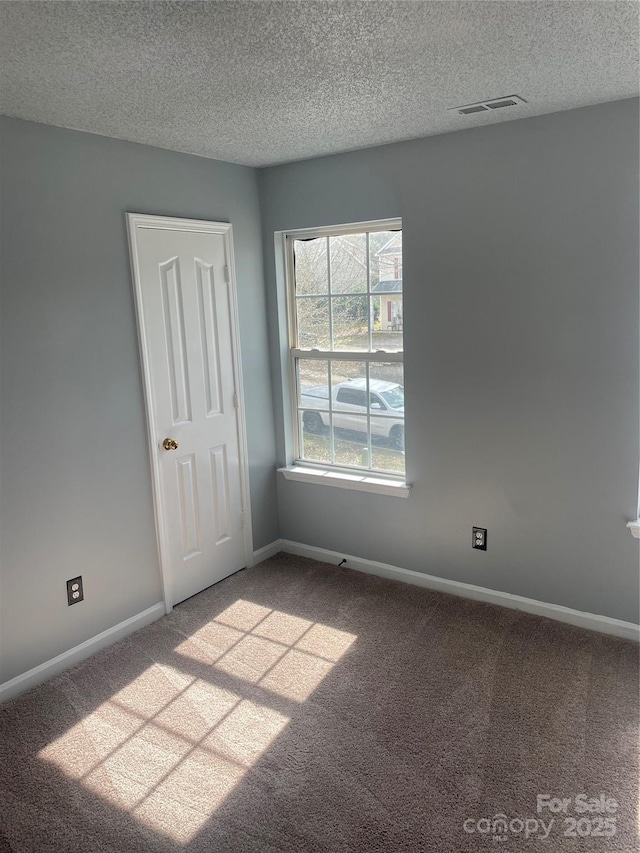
[0,117,278,683]
[259,98,640,624]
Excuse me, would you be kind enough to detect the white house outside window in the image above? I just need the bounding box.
[285,220,404,479]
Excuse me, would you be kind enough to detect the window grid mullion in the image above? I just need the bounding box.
[365,362,372,470]
[292,351,301,461]
[325,235,336,465]
[327,358,335,465]
[297,292,373,299]
[291,348,402,363]
[326,236,333,351]
[366,232,372,353]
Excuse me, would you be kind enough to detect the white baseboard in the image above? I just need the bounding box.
[253,539,286,565]
[273,540,639,642]
[4,541,636,706]
[0,602,166,705]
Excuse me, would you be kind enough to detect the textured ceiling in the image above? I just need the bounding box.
[1,1,638,167]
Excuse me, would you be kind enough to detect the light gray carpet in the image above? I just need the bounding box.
[0,553,638,852]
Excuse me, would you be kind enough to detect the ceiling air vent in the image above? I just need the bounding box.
[459,104,488,115]
[487,98,519,109]
[450,95,527,116]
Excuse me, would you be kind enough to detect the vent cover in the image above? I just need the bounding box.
[450,95,526,116]
[487,98,519,109]
[459,104,488,115]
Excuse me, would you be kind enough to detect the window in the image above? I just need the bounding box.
[285,220,404,479]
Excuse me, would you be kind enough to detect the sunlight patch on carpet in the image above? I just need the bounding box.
[188,599,357,702]
[37,599,356,844]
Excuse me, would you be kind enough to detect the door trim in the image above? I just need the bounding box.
[126,213,254,612]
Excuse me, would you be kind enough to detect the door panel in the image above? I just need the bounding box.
[176,453,201,559]
[210,445,231,544]
[160,256,192,425]
[196,260,224,418]
[128,216,249,607]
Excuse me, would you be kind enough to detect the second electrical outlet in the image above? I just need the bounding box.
[473,527,487,551]
[67,576,84,605]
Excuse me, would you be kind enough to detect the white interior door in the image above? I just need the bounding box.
[127,214,251,609]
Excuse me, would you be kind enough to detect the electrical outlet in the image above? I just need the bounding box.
[472,527,487,551]
[67,576,84,606]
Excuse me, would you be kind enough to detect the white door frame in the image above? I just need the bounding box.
[126,213,254,613]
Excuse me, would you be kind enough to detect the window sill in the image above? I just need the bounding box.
[278,465,411,498]
[627,520,640,539]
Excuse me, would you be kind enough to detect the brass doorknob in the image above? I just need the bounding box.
[162,438,179,451]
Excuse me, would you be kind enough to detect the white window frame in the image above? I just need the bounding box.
[279,218,410,496]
